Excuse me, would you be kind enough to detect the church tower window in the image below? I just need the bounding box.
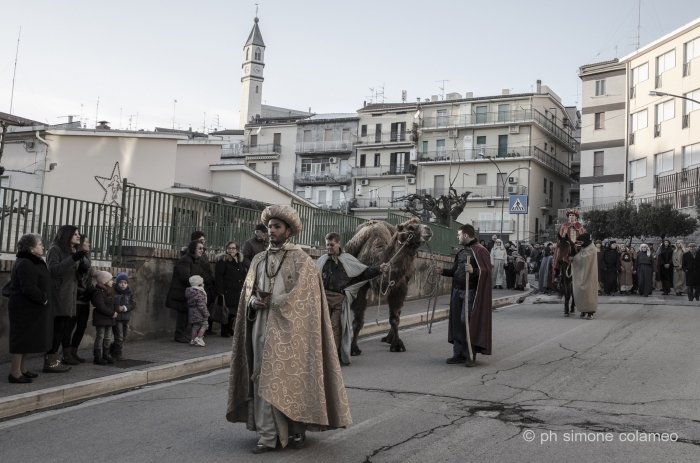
[256,85,259,93]
[246,48,250,60]
[255,47,261,60]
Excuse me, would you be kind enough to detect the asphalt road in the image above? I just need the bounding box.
[2,299,700,462]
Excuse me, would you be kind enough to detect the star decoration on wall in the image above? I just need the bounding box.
[95,162,123,206]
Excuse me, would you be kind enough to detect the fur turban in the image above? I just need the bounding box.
[260,205,303,237]
[565,208,581,219]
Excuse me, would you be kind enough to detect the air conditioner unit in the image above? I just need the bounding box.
[361,179,370,186]
[544,198,552,206]
[407,177,416,185]
[486,200,496,207]
[508,125,520,134]
[508,176,518,184]
[410,149,417,161]
[329,157,338,164]
[448,129,459,138]
[507,186,518,194]
[340,185,348,192]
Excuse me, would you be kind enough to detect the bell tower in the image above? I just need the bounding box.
[239,16,265,129]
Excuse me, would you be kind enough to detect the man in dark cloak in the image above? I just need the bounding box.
[436,224,492,367]
[600,241,621,296]
[634,244,656,297]
[682,243,700,301]
[657,239,674,295]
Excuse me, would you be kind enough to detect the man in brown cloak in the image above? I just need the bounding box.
[572,233,599,320]
[436,224,492,367]
[226,205,352,454]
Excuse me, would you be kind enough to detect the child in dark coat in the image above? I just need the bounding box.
[186,275,209,347]
[110,272,137,360]
[92,271,119,365]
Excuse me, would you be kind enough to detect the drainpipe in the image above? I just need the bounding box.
[35,130,49,194]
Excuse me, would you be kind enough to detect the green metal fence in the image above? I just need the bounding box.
[291,202,366,248]
[0,187,121,260]
[387,212,463,255]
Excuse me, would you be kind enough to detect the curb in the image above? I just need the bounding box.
[0,291,531,420]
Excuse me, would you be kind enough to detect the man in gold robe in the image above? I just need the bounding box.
[226,205,352,454]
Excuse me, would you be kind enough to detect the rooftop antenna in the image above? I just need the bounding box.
[636,0,641,51]
[9,26,21,115]
[80,103,84,127]
[135,112,139,131]
[378,83,385,103]
[172,99,177,129]
[366,87,375,104]
[203,112,206,134]
[614,45,618,58]
[119,108,122,129]
[128,115,134,130]
[95,96,100,129]
[435,79,449,100]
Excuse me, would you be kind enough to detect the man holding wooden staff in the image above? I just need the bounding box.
[436,224,493,367]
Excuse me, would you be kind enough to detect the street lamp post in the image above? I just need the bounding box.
[649,90,700,106]
[479,153,530,237]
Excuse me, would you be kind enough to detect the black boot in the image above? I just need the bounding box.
[465,351,477,368]
[93,349,108,365]
[61,347,80,366]
[102,349,116,364]
[43,353,72,373]
[71,347,86,363]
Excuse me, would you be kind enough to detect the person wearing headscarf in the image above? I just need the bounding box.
[682,243,700,301]
[490,239,507,289]
[505,254,517,289]
[226,205,351,454]
[656,239,674,295]
[512,252,528,290]
[600,241,621,296]
[572,233,598,320]
[634,244,656,297]
[619,245,634,294]
[673,240,687,296]
[538,244,553,295]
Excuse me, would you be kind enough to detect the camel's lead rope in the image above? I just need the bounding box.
[375,233,413,326]
[422,242,439,333]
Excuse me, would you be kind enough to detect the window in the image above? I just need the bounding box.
[475,106,487,124]
[631,63,649,86]
[656,50,676,75]
[498,134,508,157]
[255,47,261,60]
[303,130,311,142]
[654,150,674,175]
[434,175,445,194]
[476,136,486,146]
[332,190,341,208]
[390,152,409,173]
[543,178,547,194]
[272,162,280,180]
[549,181,553,201]
[391,186,405,201]
[249,163,257,171]
[595,79,606,96]
[594,151,604,176]
[683,143,700,168]
[497,173,507,196]
[594,112,605,129]
[301,158,330,174]
[273,133,281,146]
[250,134,258,146]
[683,90,700,115]
[374,153,380,167]
[437,109,448,127]
[318,190,327,206]
[324,128,333,141]
[1,177,9,188]
[630,110,648,132]
[497,104,510,122]
[629,158,647,180]
[436,139,446,156]
[374,124,382,143]
[342,128,350,141]
[422,140,428,153]
[655,99,675,123]
[685,37,700,63]
[246,48,249,60]
[360,154,366,167]
[255,85,258,93]
[340,159,348,174]
[476,173,487,185]
[593,186,603,205]
[361,125,367,137]
[296,190,305,198]
[544,142,548,151]
[390,122,406,141]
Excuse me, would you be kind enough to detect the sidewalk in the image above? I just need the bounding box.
[0,282,533,419]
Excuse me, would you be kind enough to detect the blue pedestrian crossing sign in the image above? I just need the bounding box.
[509,195,528,214]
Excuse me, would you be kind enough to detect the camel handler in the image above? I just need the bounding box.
[436,224,493,367]
[316,232,389,365]
[572,233,599,320]
[226,206,352,454]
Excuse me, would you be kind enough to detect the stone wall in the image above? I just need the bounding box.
[0,246,455,362]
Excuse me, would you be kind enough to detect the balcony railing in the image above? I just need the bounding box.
[421,109,532,129]
[242,143,282,155]
[471,220,516,233]
[356,132,413,145]
[571,152,581,163]
[683,114,690,129]
[351,164,417,177]
[532,109,580,152]
[655,74,662,88]
[293,172,352,185]
[418,185,527,198]
[351,198,413,209]
[264,174,280,183]
[221,146,244,158]
[295,140,353,153]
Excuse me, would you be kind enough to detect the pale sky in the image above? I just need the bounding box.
[1,0,699,131]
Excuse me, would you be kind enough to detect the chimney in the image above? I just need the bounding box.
[536,80,542,94]
[416,97,421,103]
[465,92,473,98]
[502,89,510,95]
[431,95,438,102]
[96,121,111,130]
[364,101,367,107]
[424,98,430,103]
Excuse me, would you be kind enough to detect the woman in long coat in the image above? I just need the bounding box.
[513,252,528,290]
[214,241,249,338]
[673,241,687,296]
[166,240,214,343]
[490,239,507,289]
[7,233,53,383]
[538,245,553,294]
[505,256,517,289]
[600,242,621,296]
[657,240,674,295]
[45,225,85,373]
[619,250,634,294]
[634,244,656,297]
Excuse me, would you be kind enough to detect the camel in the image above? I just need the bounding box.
[344,217,433,354]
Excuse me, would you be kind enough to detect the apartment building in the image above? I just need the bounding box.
[565,106,582,207]
[293,113,358,210]
[351,103,418,220]
[417,85,579,242]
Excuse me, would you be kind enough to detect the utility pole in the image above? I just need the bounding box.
[9,26,21,115]
[636,0,641,51]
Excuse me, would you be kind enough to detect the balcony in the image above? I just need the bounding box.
[293,172,352,185]
[264,174,280,183]
[421,109,580,152]
[352,164,417,177]
[571,152,581,164]
[471,220,516,233]
[295,140,353,154]
[242,143,281,156]
[418,145,532,162]
[356,131,414,146]
[351,198,412,210]
[221,146,244,158]
[418,185,527,199]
